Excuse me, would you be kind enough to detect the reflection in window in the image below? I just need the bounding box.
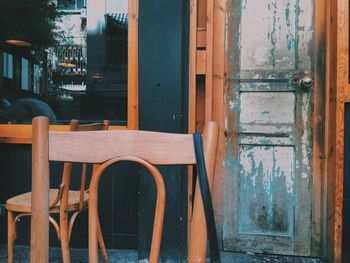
[33,64,41,94]
[21,58,29,90]
[0,0,128,125]
[3,53,13,79]
[57,0,86,11]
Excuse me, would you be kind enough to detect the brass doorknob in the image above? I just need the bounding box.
[299,75,313,89]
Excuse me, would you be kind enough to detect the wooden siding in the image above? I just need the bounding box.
[188,0,226,248]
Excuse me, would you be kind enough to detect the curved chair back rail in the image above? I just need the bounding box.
[30,116,219,263]
[49,129,196,164]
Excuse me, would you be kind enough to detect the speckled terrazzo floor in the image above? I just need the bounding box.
[0,245,326,263]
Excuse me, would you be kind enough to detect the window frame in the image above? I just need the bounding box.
[0,0,138,144]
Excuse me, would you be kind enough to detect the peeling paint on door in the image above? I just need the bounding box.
[240,92,295,124]
[239,146,294,236]
[223,0,314,256]
[240,0,296,70]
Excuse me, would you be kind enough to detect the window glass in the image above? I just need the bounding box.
[3,52,13,79]
[21,58,29,90]
[57,0,85,11]
[0,0,129,125]
[33,64,41,94]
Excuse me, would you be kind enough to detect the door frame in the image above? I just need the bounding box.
[313,0,327,258]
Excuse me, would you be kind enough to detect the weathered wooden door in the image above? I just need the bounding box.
[223,0,314,255]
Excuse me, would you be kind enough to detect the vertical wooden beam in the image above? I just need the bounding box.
[211,0,226,249]
[128,0,139,130]
[189,0,198,135]
[312,0,327,257]
[333,0,348,261]
[325,0,337,260]
[188,0,198,244]
[30,117,49,263]
[205,0,214,121]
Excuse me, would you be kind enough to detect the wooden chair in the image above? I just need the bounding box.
[29,116,219,263]
[6,119,110,263]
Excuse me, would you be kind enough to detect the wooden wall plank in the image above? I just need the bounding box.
[312,0,327,257]
[197,29,206,48]
[196,50,206,75]
[334,0,347,260]
[197,0,207,29]
[211,0,226,249]
[345,84,350,102]
[128,0,139,130]
[325,0,333,259]
[189,0,197,135]
[204,0,214,121]
[325,0,337,260]
[188,0,198,242]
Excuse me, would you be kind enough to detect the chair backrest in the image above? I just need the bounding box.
[30,116,218,263]
[60,119,109,211]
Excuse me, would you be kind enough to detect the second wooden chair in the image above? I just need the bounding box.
[5,119,110,263]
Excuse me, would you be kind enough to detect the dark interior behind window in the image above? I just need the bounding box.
[0,0,128,125]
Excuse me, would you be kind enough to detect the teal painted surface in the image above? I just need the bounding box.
[223,0,314,256]
[239,146,294,236]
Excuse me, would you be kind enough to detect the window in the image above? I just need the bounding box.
[0,0,138,132]
[57,0,85,11]
[47,0,129,124]
[3,52,13,79]
[21,58,29,90]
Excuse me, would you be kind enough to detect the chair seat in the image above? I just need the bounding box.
[6,189,89,213]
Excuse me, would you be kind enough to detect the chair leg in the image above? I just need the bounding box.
[88,188,99,262]
[60,214,71,263]
[7,211,15,263]
[97,216,109,263]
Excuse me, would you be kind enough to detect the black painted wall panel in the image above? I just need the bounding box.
[138,0,189,261]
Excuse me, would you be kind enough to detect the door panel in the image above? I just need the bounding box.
[239,146,294,236]
[240,0,296,71]
[240,92,295,124]
[224,0,313,256]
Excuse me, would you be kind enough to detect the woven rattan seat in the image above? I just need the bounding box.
[6,189,89,213]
